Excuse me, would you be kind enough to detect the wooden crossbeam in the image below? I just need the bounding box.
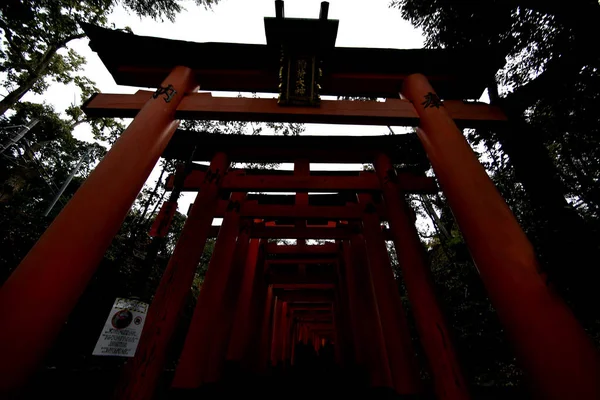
[271,283,336,290]
[242,203,366,220]
[211,200,383,220]
[206,225,393,240]
[166,170,438,194]
[265,243,339,255]
[300,323,333,329]
[82,91,507,128]
[275,292,334,303]
[288,305,332,311]
[265,258,338,265]
[294,314,332,319]
[251,226,352,239]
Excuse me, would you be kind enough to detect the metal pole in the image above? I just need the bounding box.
[0,119,39,154]
[43,148,91,216]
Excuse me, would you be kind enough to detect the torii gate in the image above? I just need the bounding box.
[0,2,598,400]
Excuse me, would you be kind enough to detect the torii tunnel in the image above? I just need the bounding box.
[0,2,598,400]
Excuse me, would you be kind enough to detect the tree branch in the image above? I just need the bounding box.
[0,32,87,117]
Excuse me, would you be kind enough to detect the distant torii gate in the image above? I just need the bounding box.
[0,2,598,400]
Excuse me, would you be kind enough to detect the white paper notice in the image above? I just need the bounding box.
[92,297,148,357]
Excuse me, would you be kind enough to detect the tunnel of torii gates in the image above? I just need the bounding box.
[1,2,599,400]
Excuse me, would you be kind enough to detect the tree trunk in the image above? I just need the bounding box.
[497,118,600,318]
[0,34,84,117]
[137,165,168,228]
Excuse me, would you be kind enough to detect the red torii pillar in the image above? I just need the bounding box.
[346,235,393,388]
[402,73,600,400]
[280,302,291,366]
[374,154,470,400]
[226,237,263,367]
[270,298,284,367]
[358,193,422,395]
[0,66,197,394]
[171,192,247,388]
[256,284,275,372]
[334,242,356,366]
[202,219,252,382]
[341,240,366,366]
[244,241,274,373]
[115,152,230,400]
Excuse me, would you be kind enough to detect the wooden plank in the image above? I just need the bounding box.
[212,201,383,220]
[166,170,438,194]
[265,258,338,265]
[265,243,339,255]
[224,175,380,192]
[82,91,507,128]
[251,226,352,239]
[275,292,335,303]
[288,305,332,311]
[271,283,336,290]
[207,225,393,240]
[242,203,365,220]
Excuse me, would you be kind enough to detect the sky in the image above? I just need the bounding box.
[22,0,439,233]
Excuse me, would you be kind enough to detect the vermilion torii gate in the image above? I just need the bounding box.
[1,2,599,400]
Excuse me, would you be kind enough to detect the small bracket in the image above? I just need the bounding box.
[153,84,177,103]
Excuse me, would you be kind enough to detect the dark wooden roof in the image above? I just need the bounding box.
[81,23,502,100]
[162,131,429,170]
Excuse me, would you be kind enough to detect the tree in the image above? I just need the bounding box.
[0,0,219,117]
[388,1,600,388]
[391,0,600,314]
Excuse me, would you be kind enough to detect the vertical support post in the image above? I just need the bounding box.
[244,241,272,373]
[280,302,290,366]
[256,283,274,372]
[334,243,355,366]
[290,319,297,365]
[331,302,343,364]
[202,218,252,383]
[358,193,422,395]
[374,154,470,400]
[271,299,284,366]
[0,66,197,393]
[347,235,393,388]
[341,240,365,366]
[170,192,247,388]
[115,151,229,400]
[227,237,263,364]
[401,73,600,400]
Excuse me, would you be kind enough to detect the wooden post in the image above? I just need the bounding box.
[347,235,393,388]
[227,238,263,364]
[374,154,470,400]
[0,66,197,393]
[331,302,343,364]
[243,241,273,372]
[402,73,600,400]
[201,219,252,383]
[341,240,365,365]
[358,193,422,395]
[271,299,284,366]
[280,302,290,366]
[335,242,355,366]
[115,151,229,400]
[257,283,274,372]
[171,192,247,388]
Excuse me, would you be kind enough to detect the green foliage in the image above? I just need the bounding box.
[391,0,600,388]
[0,0,219,117]
[0,102,106,207]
